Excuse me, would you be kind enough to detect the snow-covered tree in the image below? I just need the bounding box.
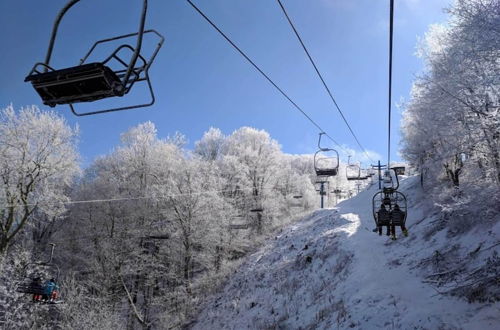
[194,127,226,161]
[51,123,322,328]
[401,0,499,195]
[0,105,79,254]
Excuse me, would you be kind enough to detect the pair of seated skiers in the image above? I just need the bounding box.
[31,277,59,302]
[377,203,408,240]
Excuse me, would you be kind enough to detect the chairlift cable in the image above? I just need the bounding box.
[275,0,375,164]
[387,0,394,167]
[0,185,280,210]
[186,0,348,153]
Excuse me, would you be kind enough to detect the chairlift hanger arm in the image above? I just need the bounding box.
[391,168,400,190]
[317,132,326,150]
[124,0,148,85]
[44,0,81,72]
[44,0,149,77]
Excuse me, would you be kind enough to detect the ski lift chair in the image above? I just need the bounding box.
[290,195,303,208]
[16,244,61,303]
[346,164,361,181]
[392,166,406,176]
[345,156,361,181]
[314,133,339,177]
[372,180,408,230]
[357,169,369,180]
[25,0,165,116]
[16,264,60,294]
[314,152,339,177]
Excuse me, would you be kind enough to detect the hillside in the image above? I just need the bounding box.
[192,176,500,329]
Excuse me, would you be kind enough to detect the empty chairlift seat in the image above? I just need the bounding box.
[346,164,361,181]
[314,134,339,178]
[25,63,125,107]
[24,0,164,116]
[314,155,339,177]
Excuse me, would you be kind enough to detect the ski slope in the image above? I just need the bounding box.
[193,176,500,329]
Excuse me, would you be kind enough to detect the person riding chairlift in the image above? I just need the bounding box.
[390,204,408,240]
[30,277,43,302]
[377,204,391,236]
[42,278,59,302]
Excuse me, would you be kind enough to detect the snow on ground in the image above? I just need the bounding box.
[192,176,500,329]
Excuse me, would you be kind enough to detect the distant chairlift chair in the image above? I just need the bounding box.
[314,133,339,178]
[24,0,165,116]
[16,244,62,303]
[346,164,361,181]
[358,168,369,180]
[392,166,406,176]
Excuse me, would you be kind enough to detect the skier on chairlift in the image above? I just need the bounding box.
[42,278,59,302]
[390,204,408,239]
[377,204,391,236]
[30,277,43,302]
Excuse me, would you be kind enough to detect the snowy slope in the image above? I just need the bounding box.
[192,176,499,330]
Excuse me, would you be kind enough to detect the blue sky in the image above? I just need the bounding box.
[0,0,451,167]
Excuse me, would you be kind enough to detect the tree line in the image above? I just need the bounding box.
[401,0,499,195]
[0,104,366,329]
